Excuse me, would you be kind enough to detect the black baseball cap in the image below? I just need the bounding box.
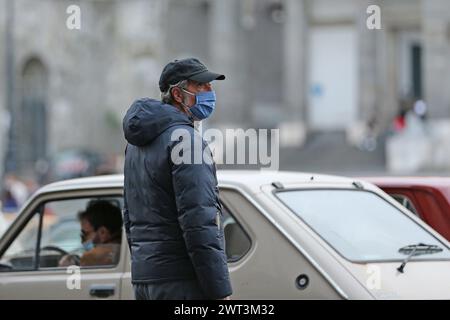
[159,58,225,92]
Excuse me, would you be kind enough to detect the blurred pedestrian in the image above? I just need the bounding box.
[122,58,232,300]
[413,99,428,121]
[392,108,407,133]
[360,115,378,152]
[1,190,18,213]
[1,174,29,213]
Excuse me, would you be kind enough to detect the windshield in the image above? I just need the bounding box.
[276,189,450,262]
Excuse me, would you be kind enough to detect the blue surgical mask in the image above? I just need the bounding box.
[83,240,95,251]
[182,89,216,120]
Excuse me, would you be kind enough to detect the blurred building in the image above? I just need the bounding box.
[0,0,166,176]
[1,0,450,176]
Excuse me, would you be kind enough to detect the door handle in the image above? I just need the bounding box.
[90,284,116,298]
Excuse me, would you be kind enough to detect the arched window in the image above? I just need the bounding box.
[16,58,48,174]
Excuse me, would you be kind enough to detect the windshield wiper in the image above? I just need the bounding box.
[397,243,443,273]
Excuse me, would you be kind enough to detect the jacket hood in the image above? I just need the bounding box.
[123,98,193,146]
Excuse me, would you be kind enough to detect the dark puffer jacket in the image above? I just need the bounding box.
[122,98,232,299]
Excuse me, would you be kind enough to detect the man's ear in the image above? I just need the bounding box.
[98,226,110,241]
[171,87,183,103]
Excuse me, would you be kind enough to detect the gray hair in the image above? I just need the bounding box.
[160,79,189,104]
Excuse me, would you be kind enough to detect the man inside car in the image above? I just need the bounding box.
[59,200,122,267]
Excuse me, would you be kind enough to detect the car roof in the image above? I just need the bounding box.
[218,170,358,193]
[36,170,361,195]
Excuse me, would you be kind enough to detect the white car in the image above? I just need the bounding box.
[0,171,449,299]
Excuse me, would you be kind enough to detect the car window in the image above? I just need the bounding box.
[40,197,123,269]
[391,194,420,216]
[221,203,251,263]
[0,196,123,272]
[0,212,41,271]
[276,189,450,262]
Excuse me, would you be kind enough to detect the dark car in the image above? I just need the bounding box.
[362,177,450,242]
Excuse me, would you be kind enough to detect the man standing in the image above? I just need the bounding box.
[122,58,232,300]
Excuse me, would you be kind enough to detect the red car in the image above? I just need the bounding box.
[362,177,450,242]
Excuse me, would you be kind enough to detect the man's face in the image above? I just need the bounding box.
[80,218,112,245]
[173,80,213,108]
[80,218,96,245]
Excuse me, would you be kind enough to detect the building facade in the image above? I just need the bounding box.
[1,0,450,177]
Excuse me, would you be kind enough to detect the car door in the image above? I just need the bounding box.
[0,190,126,300]
[220,186,342,299]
